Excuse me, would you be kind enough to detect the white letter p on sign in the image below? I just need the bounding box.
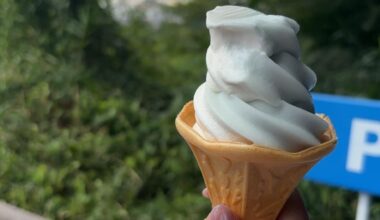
[346,118,380,173]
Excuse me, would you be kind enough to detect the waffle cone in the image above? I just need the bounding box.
[175,101,337,220]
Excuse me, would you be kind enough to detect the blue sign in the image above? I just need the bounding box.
[305,93,380,196]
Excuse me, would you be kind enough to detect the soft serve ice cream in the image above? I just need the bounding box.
[193,6,328,152]
[175,7,337,219]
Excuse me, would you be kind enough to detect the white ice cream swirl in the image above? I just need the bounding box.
[193,6,328,152]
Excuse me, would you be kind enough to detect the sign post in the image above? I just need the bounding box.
[306,93,380,220]
[356,193,371,220]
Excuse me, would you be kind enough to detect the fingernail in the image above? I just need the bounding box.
[202,188,209,198]
[208,205,234,220]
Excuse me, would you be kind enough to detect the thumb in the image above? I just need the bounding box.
[207,205,239,220]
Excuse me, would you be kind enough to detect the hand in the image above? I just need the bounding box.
[203,188,309,220]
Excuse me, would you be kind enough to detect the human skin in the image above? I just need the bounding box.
[203,188,309,220]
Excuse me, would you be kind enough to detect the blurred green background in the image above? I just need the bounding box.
[0,0,379,219]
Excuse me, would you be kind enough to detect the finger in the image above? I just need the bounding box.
[206,204,240,220]
[277,189,309,220]
[202,188,210,198]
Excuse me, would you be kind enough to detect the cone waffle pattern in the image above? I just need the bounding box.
[175,102,337,220]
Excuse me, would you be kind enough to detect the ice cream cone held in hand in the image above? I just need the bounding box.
[175,6,337,220]
[176,102,336,220]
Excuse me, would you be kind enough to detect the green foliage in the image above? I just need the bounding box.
[0,0,204,219]
[0,0,379,219]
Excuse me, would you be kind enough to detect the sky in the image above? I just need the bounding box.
[106,0,189,27]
